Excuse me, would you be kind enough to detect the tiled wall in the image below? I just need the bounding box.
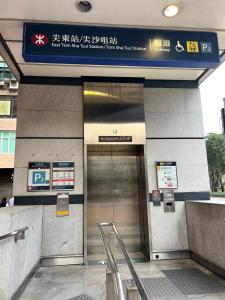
[144,88,210,255]
[13,84,210,258]
[14,84,84,257]
[14,84,83,197]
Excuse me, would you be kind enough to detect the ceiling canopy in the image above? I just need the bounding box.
[0,0,225,82]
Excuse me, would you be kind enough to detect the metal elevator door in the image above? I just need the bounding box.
[87,145,149,262]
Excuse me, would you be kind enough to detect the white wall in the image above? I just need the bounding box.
[144,88,210,255]
[0,206,42,300]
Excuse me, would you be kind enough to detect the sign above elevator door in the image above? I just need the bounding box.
[23,23,219,68]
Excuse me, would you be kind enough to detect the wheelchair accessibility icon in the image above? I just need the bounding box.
[175,41,185,52]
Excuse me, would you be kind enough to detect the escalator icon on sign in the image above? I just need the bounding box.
[175,41,185,52]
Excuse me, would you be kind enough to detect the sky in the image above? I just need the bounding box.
[200,62,225,135]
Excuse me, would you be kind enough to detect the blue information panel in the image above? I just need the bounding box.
[23,23,220,68]
[27,162,50,191]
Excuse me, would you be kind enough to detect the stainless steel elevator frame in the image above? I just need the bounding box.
[83,82,153,264]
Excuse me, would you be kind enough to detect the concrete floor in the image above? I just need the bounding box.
[20,259,225,300]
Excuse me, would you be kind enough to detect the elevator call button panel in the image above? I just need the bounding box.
[163,190,175,213]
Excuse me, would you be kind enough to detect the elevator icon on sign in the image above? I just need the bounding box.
[186,41,199,53]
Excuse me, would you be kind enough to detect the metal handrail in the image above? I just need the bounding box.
[0,227,28,242]
[99,222,149,300]
[99,223,126,300]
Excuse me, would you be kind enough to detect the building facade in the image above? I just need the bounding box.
[0,56,18,200]
[0,2,221,266]
[12,81,210,263]
[2,2,225,298]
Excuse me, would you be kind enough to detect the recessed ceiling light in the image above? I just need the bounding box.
[75,0,92,12]
[163,4,180,18]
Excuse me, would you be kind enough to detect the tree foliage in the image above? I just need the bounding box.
[205,133,225,191]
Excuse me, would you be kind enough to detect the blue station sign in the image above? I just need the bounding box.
[23,23,220,68]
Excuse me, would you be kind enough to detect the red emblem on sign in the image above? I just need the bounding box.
[153,190,160,197]
[31,34,49,46]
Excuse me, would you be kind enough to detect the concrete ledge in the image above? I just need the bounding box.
[0,206,43,299]
[11,261,39,300]
[186,201,225,280]
[192,252,225,280]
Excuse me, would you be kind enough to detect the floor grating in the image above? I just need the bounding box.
[67,294,94,300]
[162,268,225,295]
[124,277,183,298]
[124,268,225,299]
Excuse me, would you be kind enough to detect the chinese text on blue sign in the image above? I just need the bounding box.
[23,23,220,68]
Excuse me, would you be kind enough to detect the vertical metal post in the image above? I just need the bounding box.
[99,223,148,300]
[106,268,117,300]
[108,231,117,261]
[83,144,88,265]
[127,281,141,300]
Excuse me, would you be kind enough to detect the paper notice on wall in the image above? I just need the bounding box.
[156,161,178,189]
[56,192,69,217]
[52,162,74,190]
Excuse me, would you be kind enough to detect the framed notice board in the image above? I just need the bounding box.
[27,162,50,191]
[156,161,178,189]
[52,162,74,190]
